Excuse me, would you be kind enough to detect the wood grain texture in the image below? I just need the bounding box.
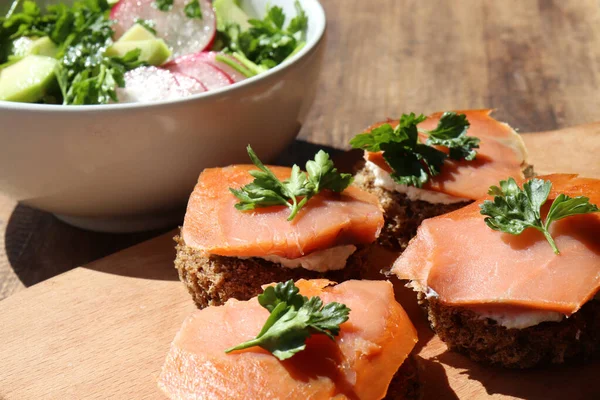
[300,0,600,147]
[1,210,599,399]
[2,0,600,300]
[525,122,600,177]
[0,193,169,300]
[0,232,192,400]
[0,106,598,399]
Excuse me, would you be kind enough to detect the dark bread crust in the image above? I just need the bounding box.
[174,234,375,308]
[423,294,600,368]
[353,164,470,251]
[353,161,535,251]
[174,236,422,397]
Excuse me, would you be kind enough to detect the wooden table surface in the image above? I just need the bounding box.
[2,0,600,301]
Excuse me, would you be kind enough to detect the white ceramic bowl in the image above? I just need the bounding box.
[0,0,326,232]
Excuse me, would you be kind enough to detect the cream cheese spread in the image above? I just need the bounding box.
[254,245,358,273]
[365,161,469,204]
[421,287,565,329]
[475,309,564,329]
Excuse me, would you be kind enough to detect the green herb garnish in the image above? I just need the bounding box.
[153,0,173,12]
[480,177,599,254]
[425,112,479,161]
[183,0,202,19]
[287,1,308,36]
[230,146,353,221]
[134,18,157,35]
[1,0,146,105]
[57,47,145,105]
[216,0,308,76]
[225,280,350,361]
[350,112,478,188]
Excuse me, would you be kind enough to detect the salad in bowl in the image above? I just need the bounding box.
[0,0,325,232]
[0,0,308,104]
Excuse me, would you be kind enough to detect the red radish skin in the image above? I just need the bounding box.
[204,63,235,84]
[110,0,216,58]
[202,28,216,52]
[173,72,208,92]
[164,53,235,90]
[193,51,247,82]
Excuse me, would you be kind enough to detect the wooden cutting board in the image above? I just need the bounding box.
[0,124,599,400]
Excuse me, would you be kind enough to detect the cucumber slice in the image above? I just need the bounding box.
[106,39,171,66]
[118,23,157,42]
[0,55,58,103]
[12,36,58,58]
[213,0,251,30]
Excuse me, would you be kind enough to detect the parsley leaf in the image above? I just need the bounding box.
[230,145,353,221]
[153,0,173,12]
[425,111,479,160]
[546,194,598,222]
[480,177,599,254]
[183,0,202,19]
[225,280,351,360]
[216,0,308,75]
[263,5,285,29]
[2,0,146,105]
[1,0,58,61]
[350,111,476,188]
[58,48,146,105]
[306,150,354,193]
[287,0,308,36]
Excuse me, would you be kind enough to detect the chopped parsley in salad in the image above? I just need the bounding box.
[0,0,308,105]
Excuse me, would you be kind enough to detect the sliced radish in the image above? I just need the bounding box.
[173,72,208,92]
[163,53,234,90]
[111,0,216,59]
[192,51,247,83]
[117,66,206,103]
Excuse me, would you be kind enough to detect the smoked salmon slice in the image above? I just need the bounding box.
[392,174,600,315]
[182,165,384,259]
[365,109,528,199]
[158,279,418,400]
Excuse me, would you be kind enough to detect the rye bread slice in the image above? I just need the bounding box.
[353,164,470,251]
[353,161,535,251]
[174,234,380,308]
[420,293,600,368]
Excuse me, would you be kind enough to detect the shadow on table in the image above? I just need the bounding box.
[431,348,600,400]
[3,140,350,290]
[275,139,354,168]
[391,277,459,400]
[417,355,459,400]
[4,203,172,289]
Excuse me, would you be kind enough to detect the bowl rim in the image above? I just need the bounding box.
[0,0,326,113]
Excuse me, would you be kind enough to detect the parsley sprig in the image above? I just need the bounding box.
[153,0,173,12]
[215,0,308,76]
[225,280,350,360]
[183,0,202,19]
[230,146,354,221]
[350,112,478,188]
[1,0,146,105]
[424,112,479,160]
[480,177,599,254]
